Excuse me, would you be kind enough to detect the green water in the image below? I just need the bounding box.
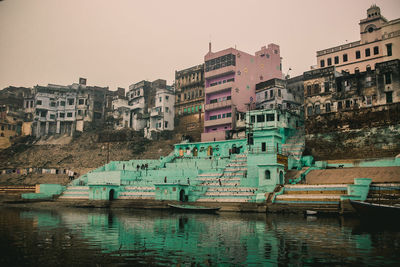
[0,207,399,266]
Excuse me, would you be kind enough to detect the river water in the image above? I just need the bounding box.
[0,207,399,266]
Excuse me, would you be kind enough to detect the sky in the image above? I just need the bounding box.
[0,0,399,91]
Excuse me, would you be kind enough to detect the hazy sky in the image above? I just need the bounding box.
[0,0,399,91]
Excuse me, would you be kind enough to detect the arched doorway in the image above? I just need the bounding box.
[279,171,284,185]
[179,189,186,202]
[109,189,115,200]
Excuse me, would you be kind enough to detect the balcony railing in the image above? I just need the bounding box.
[205,81,233,94]
[204,65,235,79]
[150,109,163,117]
[204,117,232,127]
[205,99,232,111]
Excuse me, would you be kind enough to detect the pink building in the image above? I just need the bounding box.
[201,43,282,141]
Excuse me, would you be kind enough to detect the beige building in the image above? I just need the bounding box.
[316,5,399,74]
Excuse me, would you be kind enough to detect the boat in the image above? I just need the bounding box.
[350,200,400,218]
[168,203,221,213]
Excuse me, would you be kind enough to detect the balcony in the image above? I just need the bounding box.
[204,117,232,127]
[205,65,235,79]
[131,102,144,111]
[205,81,234,94]
[205,100,232,111]
[150,109,163,117]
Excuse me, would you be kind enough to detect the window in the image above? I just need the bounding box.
[50,114,55,120]
[337,101,342,110]
[59,113,65,118]
[373,46,379,55]
[50,102,56,107]
[366,65,371,72]
[324,82,330,92]
[166,95,169,101]
[262,142,266,152]
[320,59,325,68]
[265,170,271,180]
[68,99,74,105]
[164,121,168,128]
[366,96,372,106]
[67,112,73,117]
[36,100,42,105]
[278,89,281,97]
[365,48,370,57]
[327,58,332,66]
[159,97,162,102]
[270,90,273,98]
[250,115,255,123]
[334,56,339,64]
[78,99,84,105]
[306,85,311,96]
[386,43,392,56]
[325,103,331,112]
[343,54,348,62]
[165,107,169,113]
[205,53,236,72]
[264,91,268,99]
[1,125,4,130]
[257,114,265,122]
[356,50,361,59]
[60,101,65,106]
[345,100,351,108]
[385,73,392,84]
[78,110,82,115]
[315,105,320,114]
[386,92,393,104]
[227,113,231,118]
[307,106,313,116]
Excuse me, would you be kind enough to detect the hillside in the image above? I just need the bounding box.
[0,130,180,185]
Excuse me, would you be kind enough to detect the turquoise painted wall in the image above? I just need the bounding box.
[155,184,189,201]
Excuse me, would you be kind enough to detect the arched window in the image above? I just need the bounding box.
[265,170,271,180]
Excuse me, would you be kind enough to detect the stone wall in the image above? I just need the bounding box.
[305,102,400,160]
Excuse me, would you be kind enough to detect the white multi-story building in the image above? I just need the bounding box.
[111,98,131,129]
[33,85,77,136]
[145,86,175,139]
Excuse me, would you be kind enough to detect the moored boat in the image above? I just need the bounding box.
[350,200,400,218]
[168,203,221,213]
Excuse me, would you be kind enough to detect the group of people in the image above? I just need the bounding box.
[136,163,149,171]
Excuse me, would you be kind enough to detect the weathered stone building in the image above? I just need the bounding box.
[174,64,204,141]
[255,77,303,112]
[303,59,400,160]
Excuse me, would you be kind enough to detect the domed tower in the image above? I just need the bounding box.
[359,5,388,44]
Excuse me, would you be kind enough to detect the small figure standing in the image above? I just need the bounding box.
[218,178,222,187]
[164,176,167,183]
[187,178,190,185]
[136,164,140,171]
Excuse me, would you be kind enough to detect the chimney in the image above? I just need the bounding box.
[209,42,212,53]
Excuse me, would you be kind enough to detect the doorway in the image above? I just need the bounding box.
[279,171,284,185]
[179,189,186,202]
[109,189,115,201]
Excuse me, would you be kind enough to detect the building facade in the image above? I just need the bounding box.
[174,64,204,141]
[316,5,399,74]
[202,43,283,141]
[255,78,303,112]
[304,59,400,118]
[127,80,153,131]
[145,84,175,139]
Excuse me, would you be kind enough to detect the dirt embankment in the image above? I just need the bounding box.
[0,130,180,185]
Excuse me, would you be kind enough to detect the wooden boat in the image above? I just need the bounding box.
[350,200,400,218]
[168,204,221,213]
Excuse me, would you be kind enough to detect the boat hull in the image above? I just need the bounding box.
[168,204,220,213]
[350,200,400,218]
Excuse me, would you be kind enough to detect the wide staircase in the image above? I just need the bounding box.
[271,184,347,213]
[118,186,155,200]
[58,186,89,199]
[196,154,257,203]
[282,128,305,160]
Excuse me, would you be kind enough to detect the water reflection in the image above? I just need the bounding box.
[0,207,399,266]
